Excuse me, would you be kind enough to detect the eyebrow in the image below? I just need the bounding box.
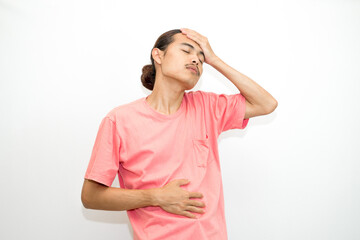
[180,42,205,61]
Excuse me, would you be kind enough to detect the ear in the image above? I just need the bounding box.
[152,48,163,65]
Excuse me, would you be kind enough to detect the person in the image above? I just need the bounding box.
[81,28,277,240]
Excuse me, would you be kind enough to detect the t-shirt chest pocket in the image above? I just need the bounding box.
[192,133,210,168]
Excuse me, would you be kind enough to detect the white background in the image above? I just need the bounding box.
[1,0,359,239]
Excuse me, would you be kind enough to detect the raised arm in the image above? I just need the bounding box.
[180,28,278,119]
[208,57,278,119]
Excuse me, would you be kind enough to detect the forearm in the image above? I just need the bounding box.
[81,180,157,211]
[209,56,277,111]
[81,178,206,218]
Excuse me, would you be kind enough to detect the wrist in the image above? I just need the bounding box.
[146,188,161,207]
[208,55,221,66]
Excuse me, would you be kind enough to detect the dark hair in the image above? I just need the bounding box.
[141,29,182,91]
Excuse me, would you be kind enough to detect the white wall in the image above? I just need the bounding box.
[1,0,359,239]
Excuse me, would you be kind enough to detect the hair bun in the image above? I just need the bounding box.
[141,64,155,91]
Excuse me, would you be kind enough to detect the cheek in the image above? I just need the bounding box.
[162,58,183,74]
[162,63,179,76]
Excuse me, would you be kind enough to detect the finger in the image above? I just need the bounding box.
[180,28,188,35]
[185,206,205,214]
[180,28,191,34]
[185,34,206,50]
[183,32,202,41]
[183,33,201,46]
[181,28,203,38]
[188,191,203,199]
[176,179,190,186]
[181,28,200,40]
[182,211,196,219]
[186,200,206,208]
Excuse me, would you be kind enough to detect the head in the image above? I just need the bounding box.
[141,29,205,91]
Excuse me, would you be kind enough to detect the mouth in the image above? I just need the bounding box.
[186,66,198,75]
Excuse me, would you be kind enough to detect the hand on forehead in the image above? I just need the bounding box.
[175,33,202,50]
[179,28,217,65]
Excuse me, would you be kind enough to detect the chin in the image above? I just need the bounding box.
[177,75,199,90]
[184,86,195,91]
[184,81,198,90]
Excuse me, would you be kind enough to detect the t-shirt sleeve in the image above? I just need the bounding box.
[84,116,121,187]
[201,91,249,135]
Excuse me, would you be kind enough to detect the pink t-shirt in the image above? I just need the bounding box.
[84,90,249,240]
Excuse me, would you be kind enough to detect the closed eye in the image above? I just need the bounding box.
[182,50,203,64]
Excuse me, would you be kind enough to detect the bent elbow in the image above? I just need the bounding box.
[81,180,95,209]
[270,99,278,112]
[264,99,278,115]
[81,191,91,209]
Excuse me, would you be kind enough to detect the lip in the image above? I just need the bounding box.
[186,66,198,74]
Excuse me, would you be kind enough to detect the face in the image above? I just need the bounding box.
[153,33,205,90]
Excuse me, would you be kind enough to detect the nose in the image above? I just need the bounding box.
[192,59,199,65]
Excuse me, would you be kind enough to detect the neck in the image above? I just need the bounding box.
[146,75,185,115]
